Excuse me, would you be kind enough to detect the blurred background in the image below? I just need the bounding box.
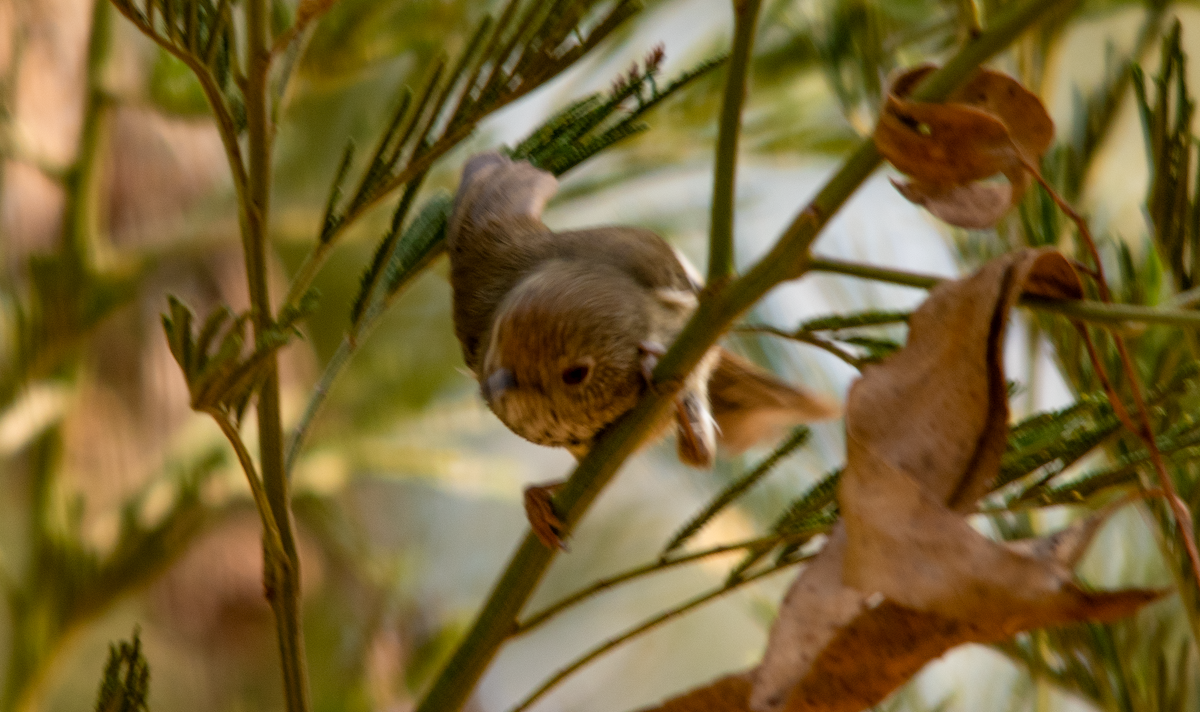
[0,0,1196,710]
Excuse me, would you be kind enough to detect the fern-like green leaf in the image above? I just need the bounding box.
[511,52,726,177]
[661,427,811,559]
[384,192,453,297]
[94,629,150,712]
[727,468,841,583]
[995,395,1118,491]
[350,180,425,331]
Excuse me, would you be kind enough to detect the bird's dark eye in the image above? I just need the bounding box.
[561,364,590,385]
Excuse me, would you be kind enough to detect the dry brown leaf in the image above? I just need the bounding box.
[635,250,1162,712]
[645,674,756,712]
[891,178,1014,230]
[952,69,1054,162]
[874,66,1053,228]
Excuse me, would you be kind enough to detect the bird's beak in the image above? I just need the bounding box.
[482,368,517,401]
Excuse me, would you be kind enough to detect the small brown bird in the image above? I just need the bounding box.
[447,152,839,547]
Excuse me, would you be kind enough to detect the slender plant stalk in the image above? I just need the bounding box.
[241,0,311,708]
[958,0,982,37]
[738,325,863,367]
[807,255,942,288]
[285,237,447,474]
[413,3,1070,711]
[515,529,822,636]
[809,255,1200,328]
[210,411,289,566]
[509,562,797,712]
[286,335,352,474]
[349,177,426,340]
[708,0,763,286]
[661,428,811,558]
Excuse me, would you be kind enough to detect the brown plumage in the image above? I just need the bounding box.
[446,152,839,545]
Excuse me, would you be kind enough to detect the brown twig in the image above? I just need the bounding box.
[1025,158,1200,588]
[1074,323,1139,434]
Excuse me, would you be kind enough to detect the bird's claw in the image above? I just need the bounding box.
[524,482,568,550]
[675,392,716,468]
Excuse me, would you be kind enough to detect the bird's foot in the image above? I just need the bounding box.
[675,391,716,468]
[524,481,568,550]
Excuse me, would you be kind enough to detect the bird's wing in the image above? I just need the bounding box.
[447,153,562,371]
[709,348,841,452]
[550,226,698,295]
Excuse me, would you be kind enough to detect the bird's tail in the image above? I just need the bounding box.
[448,151,559,238]
[708,348,841,453]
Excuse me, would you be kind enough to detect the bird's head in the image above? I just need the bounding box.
[479,261,647,452]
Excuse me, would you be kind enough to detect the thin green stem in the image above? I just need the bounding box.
[209,411,289,566]
[243,0,311,708]
[285,242,446,476]
[285,335,351,474]
[708,0,762,286]
[808,255,940,288]
[661,428,812,558]
[809,255,1200,328]
[413,3,1069,711]
[509,563,796,712]
[515,530,816,636]
[738,325,863,367]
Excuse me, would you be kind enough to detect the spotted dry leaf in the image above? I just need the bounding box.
[635,250,1161,712]
[874,66,1053,228]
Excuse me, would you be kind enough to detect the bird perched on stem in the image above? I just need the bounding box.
[447,152,838,548]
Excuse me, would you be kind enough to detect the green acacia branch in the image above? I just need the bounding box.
[107,0,250,199]
[209,411,289,567]
[241,0,311,708]
[708,0,762,286]
[413,2,1070,711]
[958,0,982,37]
[808,255,1200,328]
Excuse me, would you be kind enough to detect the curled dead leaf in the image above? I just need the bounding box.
[635,250,1162,712]
[891,177,1016,230]
[874,66,1053,228]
